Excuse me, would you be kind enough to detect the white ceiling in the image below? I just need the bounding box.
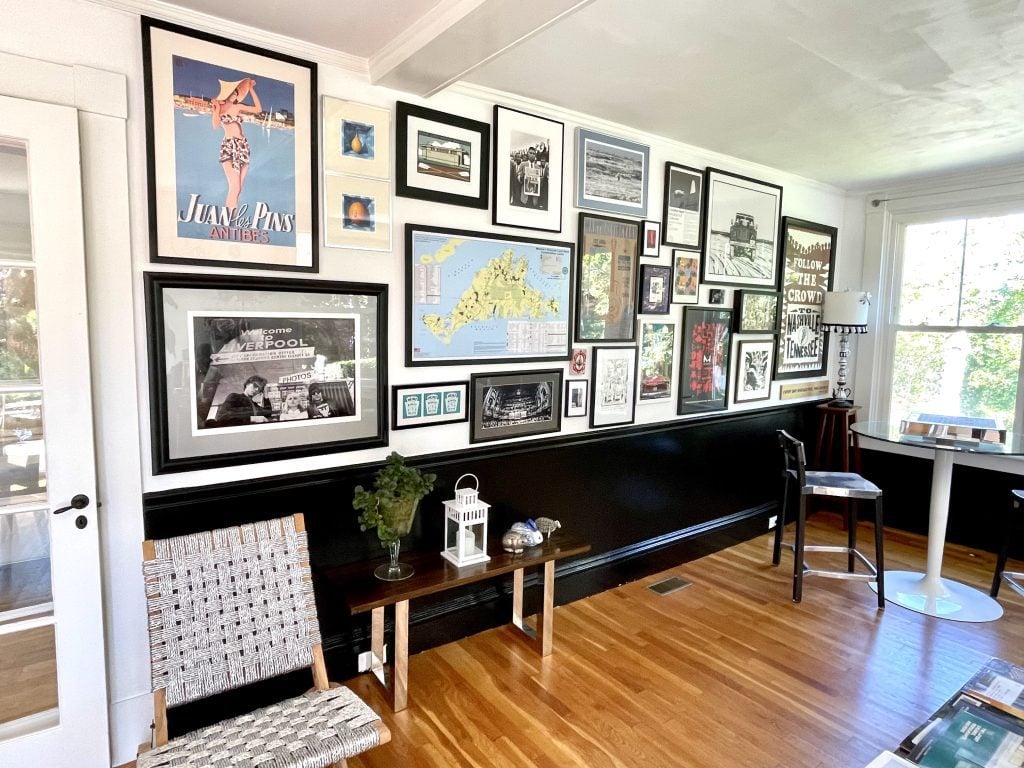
[104,0,1024,191]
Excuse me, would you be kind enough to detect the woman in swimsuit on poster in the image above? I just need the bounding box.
[211,77,262,210]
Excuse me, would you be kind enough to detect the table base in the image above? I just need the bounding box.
[869,570,1004,622]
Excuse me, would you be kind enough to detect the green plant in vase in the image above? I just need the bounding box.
[354,451,436,581]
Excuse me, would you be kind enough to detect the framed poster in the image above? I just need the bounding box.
[396,101,490,209]
[701,168,782,287]
[671,249,700,304]
[735,289,781,333]
[392,381,468,430]
[774,217,837,380]
[662,162,705,250]
[678,307,731,414]
[406,223,574,365]
[590,346,638,428]
[470,369,562,444]
[575,128,649,217]
[734,338,775,403]
[639,264,671,314]
[322,96,390,179]
[492,105,564,232]
[641,220,661,257]
[564,380,589,417]
[145,273,387,473]
[638,320,676,403]
[323,174,391,251]
[141,17,317,271]
[576,212,640,342]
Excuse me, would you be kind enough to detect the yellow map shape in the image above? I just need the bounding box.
[422,248,559,344]
[419,238,464,264]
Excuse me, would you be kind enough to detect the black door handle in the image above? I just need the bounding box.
[54,494,89,515]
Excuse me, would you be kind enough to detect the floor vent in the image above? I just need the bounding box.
[647,576,692,596]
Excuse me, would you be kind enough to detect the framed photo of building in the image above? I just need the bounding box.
[576,212,640,342]
[322,96,390,179]
[575,128,649,217]
[678,307,731,414]
[145,272,387,473]
[469,369,562,444]
[492,105,564,232]
[734,289,780,333]
[141,17,318,271]
[323,174,391,251]
[734,338,775,403]
[774,217,837,380]
[590,346,638,427]
[638,320,676,403]
[564,379,589,417]
[396,101,490,209]
[662,162,704,250]
[701,168,782,287]
[639,264,671,314]
[671,249,700,304]
[392,381,468,430]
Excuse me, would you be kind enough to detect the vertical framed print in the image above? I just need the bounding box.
[492,105,564,232]
[590,346,638,428]
[671,249,700,304]
[734,338,775,403]
[678,307,731,414]
[639,264,671,314]
[575,128,649,217]
[735,289,781,333]
[322,97,390,179]
[141,17,317,271]
[638,320,676,403]
[641,220,661,257]
[774,217,837,380]
[576,212,640,342]
[662,162,704,250]
[701,168,782,287]
[564,379,589,417]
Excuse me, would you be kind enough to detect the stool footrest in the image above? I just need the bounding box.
[1002,571,1024,599]
[800,545,878,581]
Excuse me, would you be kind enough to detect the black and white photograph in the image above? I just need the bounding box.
[575,128,649,217]
[708,288,726,305]
[639,264,671,314]
[590,345,638,427]
[734,338,775,403]
[470,369,563,443]
[702,168,782,288]
[492,105,564,231]
[564,379,589,417]
[662,162,704,250]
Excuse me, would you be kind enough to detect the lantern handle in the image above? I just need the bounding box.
[454,473,479,491]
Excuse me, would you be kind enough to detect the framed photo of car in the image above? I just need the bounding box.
[662,162,704,250]
[492,104,564,232]
[590,345,638,428]
[638,320,676,404]
[678,307,731,414]
[734,338,775,403]
[469,369,562,444]
[701,168,782,287]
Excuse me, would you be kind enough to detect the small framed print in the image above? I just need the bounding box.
[564,379,589,417]
[638,320,675,403]
[396,101,490,209]
[470,369,562,444]
[492,104,564,232]
[639,264,671,314]
[641,220,661,257]
[323,175,391,251]
[671,249,700,304]
[322,96,390,179]
[735,289,781,333]
[590,345,638,428]
[708,288,726,305]
[734,339,775,403]
[702,167,782,287]
[575,128,649,217]
[678,307,731,414]
[662,162,704,250]
[392,381,468,430]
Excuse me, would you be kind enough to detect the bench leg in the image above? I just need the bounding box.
[369,600,409,712]
[511,560,555,656]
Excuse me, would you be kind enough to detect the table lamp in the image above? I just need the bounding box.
[821,290,870,406]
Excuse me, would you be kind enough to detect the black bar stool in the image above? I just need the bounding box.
[990,489,1024,599]
[773,429,885,607]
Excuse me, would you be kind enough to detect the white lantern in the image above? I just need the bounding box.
[441,474,491,567]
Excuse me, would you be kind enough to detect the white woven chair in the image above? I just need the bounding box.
[138,513,389,768]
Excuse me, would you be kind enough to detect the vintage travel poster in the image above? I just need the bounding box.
[576,214,639,342]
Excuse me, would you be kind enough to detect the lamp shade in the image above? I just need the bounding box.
[822,290,870,333]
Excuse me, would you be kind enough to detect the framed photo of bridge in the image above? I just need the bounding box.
[700,168,782,288]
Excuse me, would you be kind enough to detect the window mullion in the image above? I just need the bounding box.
[955,218,967,326]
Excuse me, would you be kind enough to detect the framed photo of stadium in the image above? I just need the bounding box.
[469,369,563,444]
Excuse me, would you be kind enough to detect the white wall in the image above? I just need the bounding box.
[1,1,861,763]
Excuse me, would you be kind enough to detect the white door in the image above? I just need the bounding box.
[0,96,108,766]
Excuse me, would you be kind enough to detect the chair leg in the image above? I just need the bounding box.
[793,494,807,602]
[874,496,885,609]
[991,496,1015,598]
[847,501,857,573]
[773,477,789,566]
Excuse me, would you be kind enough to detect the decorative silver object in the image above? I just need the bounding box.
[535,517,561,539]
[501,530,526,554]
[509,521,544,547]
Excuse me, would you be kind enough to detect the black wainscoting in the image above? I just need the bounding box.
[143,402,818,690]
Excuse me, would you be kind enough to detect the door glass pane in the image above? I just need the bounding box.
[0,268,39,385]
[0,392,45,508]
[0,143,32,261]
[898,220,965,326]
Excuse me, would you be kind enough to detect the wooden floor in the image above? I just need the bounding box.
[0,624,57,725]
[343,514,1024,768]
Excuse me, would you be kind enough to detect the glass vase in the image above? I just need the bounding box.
[374,538,414,581]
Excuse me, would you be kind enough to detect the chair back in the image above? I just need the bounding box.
[142,514,321,707]
[777,429,807,488]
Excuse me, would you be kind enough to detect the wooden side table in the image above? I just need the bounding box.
[814,403,862,473]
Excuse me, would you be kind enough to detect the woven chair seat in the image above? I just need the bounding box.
[137,686,383,768]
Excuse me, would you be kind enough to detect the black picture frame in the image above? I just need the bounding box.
[678,307,732,414]
[564,379,589,417]
[576,212,640,342]
[396,100,490,209]
[141,17,318,272]
[145,272,387,473]
[469,369,563,444]
[774,217,837,380]
[639,264,672,314]
[701,167,783,287]
[590,345,639,428]
[661,162,705,251]
[734,338,775,403]
[492,104,564,232]
[734,289,781,333]
[391,381,469,430]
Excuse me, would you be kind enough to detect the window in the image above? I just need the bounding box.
[888,212,1024,430]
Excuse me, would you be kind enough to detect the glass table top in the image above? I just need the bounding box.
[852,420,1024,456]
